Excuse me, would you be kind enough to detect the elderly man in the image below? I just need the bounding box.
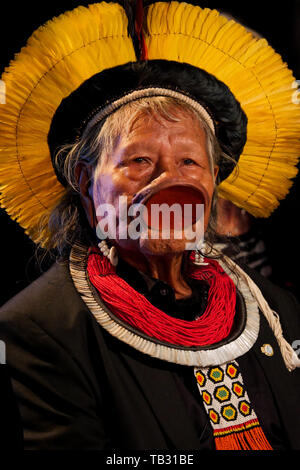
[0,1,300,451]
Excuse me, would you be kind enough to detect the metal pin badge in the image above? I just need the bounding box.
[261,344,274,357]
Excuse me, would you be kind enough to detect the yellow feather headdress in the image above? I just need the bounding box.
[0,1,299,245]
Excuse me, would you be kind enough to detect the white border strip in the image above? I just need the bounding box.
[82,87,215,137]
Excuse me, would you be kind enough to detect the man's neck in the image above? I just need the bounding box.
[116,248,192,299]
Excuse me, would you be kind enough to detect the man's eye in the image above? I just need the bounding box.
[133,157,149,163]
[183,158,196,165]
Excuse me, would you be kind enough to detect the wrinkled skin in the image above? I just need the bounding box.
[77,109,218,298]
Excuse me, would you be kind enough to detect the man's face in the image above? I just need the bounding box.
[92,108,218,256]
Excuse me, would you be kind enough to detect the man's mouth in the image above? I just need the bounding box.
[131,179,209,231]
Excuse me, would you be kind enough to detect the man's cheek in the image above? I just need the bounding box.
[92,175,115,207]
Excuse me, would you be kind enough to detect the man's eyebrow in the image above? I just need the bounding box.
[120,141,158,154]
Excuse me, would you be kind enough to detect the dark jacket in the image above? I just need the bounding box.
[0,261,300,450]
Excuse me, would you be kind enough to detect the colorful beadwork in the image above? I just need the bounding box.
[194,360,273,450]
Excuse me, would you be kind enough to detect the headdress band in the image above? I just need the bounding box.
[81,87,216,138]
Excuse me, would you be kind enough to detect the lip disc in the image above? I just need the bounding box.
[142,185,205,231]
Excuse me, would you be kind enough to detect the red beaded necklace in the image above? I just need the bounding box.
[87,247,236,347]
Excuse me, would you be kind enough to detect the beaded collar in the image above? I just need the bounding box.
[69,242,260,367]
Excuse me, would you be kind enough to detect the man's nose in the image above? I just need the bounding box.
[151,154,179,181]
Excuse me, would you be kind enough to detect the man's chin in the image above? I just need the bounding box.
[138,236,191,256]
[113,226,200,257]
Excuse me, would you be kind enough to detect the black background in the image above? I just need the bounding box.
[0,0,300,306]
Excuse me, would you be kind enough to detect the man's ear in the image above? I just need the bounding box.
[75,162,97,229]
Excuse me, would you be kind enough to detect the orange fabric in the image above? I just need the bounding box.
[215,423,273,450]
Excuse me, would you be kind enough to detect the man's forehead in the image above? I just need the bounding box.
[123,105,204,137]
